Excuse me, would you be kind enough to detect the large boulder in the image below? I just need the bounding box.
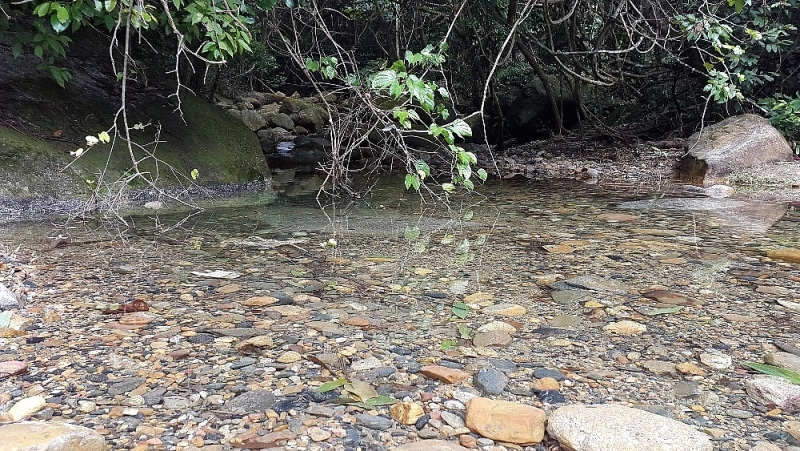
[279,98,329,134]
[680,114,794,186]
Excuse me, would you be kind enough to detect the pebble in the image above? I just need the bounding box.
[465,397,546,444]
[351,356,382,371]
[390,402,425,425]
[472,330,512,348]
[223,390,276,413]
[699,351,732,370]
[547,403,712,451]
[603,320,647,335]
[476,321,516,334]
[420,365,471,384]
[308,426,332,441]
[355,413,394,430]
[393,440,469,450]
[3,396,46,421]
[473,367,508,394]
[482,303,526,316]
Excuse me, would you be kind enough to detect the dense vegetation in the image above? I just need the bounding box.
[1,0,798,192]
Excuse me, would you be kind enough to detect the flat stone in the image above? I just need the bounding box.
[476,321,517,334]
[162,396,193,410]
[766,248,800,263]
[764,352,800,373]
[420,365,471,384]
[547,403,712,451]
[472,330,513,348]
[307,321,344,334]
[551,289,592,305]
[641,360,677,375]
[564,275,630,293]
[224,390,277,413]
[207,328,269,338]
[350,357,382,371]
[277,351,302,363]
[392,440,469,451]
[603,320,647,335]
[308,426,331,442]
[543,243,575,254]
[755,285,790,295]
[242,296,279,306]
[465,397,546,444]
[675,363,707,376]
[482,303,526,316]
[745,375,800,412]
[643,290,702,306]
[596,213,639,222]
[0,421,105,451]
[0,360,28,378]
[355,413,393,430]
[263,305,311,317]
[108,377,147,396]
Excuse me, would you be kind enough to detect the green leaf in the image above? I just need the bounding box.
[414,159,430,179]
[317,378,349,393]
[442,183,455,192]
[305,58,319,72]
[190,168,199,180]
[458,325,473,339]
[441,339,458,351]
[452,301,469,319]
[455,238,470,255]
[56,6,70,22]
[476,168,488,182]
[371,70,397,90]
[104,0,116,12]
[34,2,52,17]
[12,42,22,58]
[98,131,110,143]
[462,210,473,221]
[34,45,44,58]
[51,14,69,33]
[404,226,420,241]
[462,179,475,190]
[405,173,420,191]
[389,60,406,73]
[646,306,683,315]
[364,395,397,407]
[743,362,800,384]
[284,0,298,8]
[448,119,472,138]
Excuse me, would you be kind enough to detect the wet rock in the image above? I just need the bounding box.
[0,283,18,310]
[465,397,546,444]
[473,368,508,395]
[0,421,106,450]
[547,404,712,451]
[420,365,471,384]
[270,113,295,131]
[224,390,277,413]
[393,440,468,450]
[745,375,800,412]
[765,352,800,373]
[679,114,794,186]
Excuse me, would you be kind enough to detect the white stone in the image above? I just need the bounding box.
[699,352,732,370]
[745,375,800,412]
[0,421,106,451]
[547,404,712,451]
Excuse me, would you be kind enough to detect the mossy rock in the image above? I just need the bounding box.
[0,83,270,200]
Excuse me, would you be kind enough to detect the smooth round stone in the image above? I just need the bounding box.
[473,368,508,395]
[162,396,193,410]
[440,411,466,429]
[355,413,394,430]
[537,390,566,404]
[726,409,754,419]
[533,368,565,381]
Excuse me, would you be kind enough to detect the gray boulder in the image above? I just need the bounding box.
[680,114,793,186]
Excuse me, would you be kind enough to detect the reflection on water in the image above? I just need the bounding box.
[2,176,797,256]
